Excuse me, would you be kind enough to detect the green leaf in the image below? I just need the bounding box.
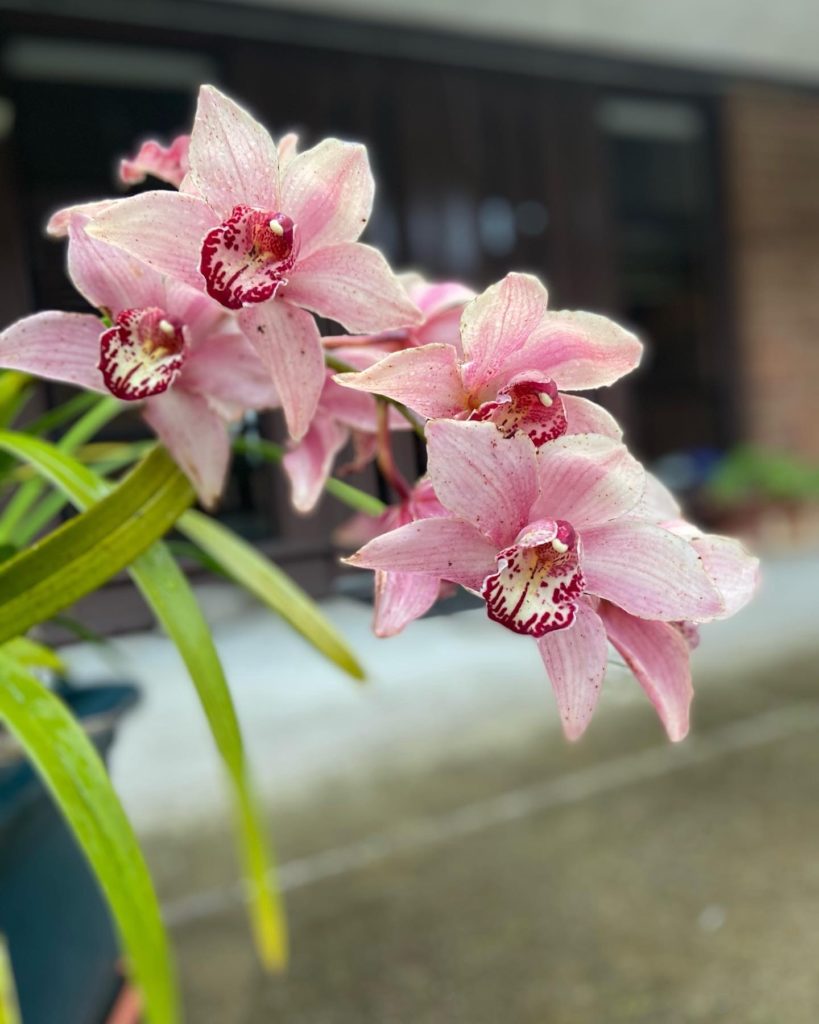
[128,543,287,969]
[1,636,65,673]
[179,509,365,682]
[0,444,194,646]
[21,389,100,438]
[8,441,156,548]
[0,433,287,970]
[0,935,20,1024]
[0,372,32,430]
[0,653,178,1023]
[0,396,122,544]
[11,487,70,546]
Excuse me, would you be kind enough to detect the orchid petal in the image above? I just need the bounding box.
[599,603,693,741]
[692,534,760,618]
[180,330,279,414]
[143,388,230,509]
[238,302,324,441]
[87,191,219,291]
[46,199,117,238]
[119,135,190,187]
[562,394,623,440]
[530,434,645,528]
[459,273,549,394]
[283,416,349,513]
[373,571,441,637]
[67,217,164,314]
[0,311,106,392]
[581,520,724,621]
[281,139,374,257]
[412,280,476,321]
[319,377,382,432]
[284,242,423,332]
[537,599,608,740]
[426,419,539,546]
[637,472,682,520]
[346,517,498,589]
[507,311,642,391]
[277,132,299,171]
[185,85,279,215]
[334,344,466,419]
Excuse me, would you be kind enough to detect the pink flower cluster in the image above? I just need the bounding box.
[0,85,758,740]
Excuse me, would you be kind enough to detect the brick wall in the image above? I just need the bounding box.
[725,89,819,461]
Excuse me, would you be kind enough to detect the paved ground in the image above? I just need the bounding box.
[62,551,819,1022]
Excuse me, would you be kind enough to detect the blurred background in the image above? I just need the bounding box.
[0,2,818,1022]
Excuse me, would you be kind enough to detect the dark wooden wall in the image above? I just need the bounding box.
[0,3,738,610]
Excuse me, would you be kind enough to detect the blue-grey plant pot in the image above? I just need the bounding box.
[0,681,139,1024]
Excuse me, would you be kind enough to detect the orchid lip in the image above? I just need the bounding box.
[468,377,567,448]
[200,204,298,310]
[481,518,584,637]
[98,306,187,401]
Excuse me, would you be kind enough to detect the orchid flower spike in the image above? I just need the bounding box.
[334,272,641,448]
[347,420,758,742]
[287,276,475,513]
[0,217,277,507]
[84,84,422,441]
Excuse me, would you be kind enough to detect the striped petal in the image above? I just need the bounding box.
[537,599,608,740]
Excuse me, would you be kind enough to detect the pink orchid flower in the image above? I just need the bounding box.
[334,272,640,447]
[347,420,738,741]
[288,276,474,513]
[338,478,451,637]
[0,218,276,507]
[84,85,422,441]
[119,134,191,187]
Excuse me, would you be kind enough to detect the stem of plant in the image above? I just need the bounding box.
[375,400,411,502]
[232,437,386,516]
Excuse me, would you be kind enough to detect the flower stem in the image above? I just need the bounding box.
[375,399,410,502]
[233,436,386,516]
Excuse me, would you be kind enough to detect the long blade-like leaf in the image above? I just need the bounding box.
[1,636,65,673]
[0,396,121,543]
[0,445,194,645]
[0,433,287,969]
[0,935,20,1024]
[0,372,32,430]
[179,510,365,681]
[128,543,287,969]
[0,652,178,1023]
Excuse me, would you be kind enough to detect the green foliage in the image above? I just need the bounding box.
[0,381,376,1015]
[0,433,287,971]
[0,396,122,542]
[707,446,819,506]
[0,653,178,1024]
[180,509,365,681]
[0,444,194,645]
[0,935,21,1024]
